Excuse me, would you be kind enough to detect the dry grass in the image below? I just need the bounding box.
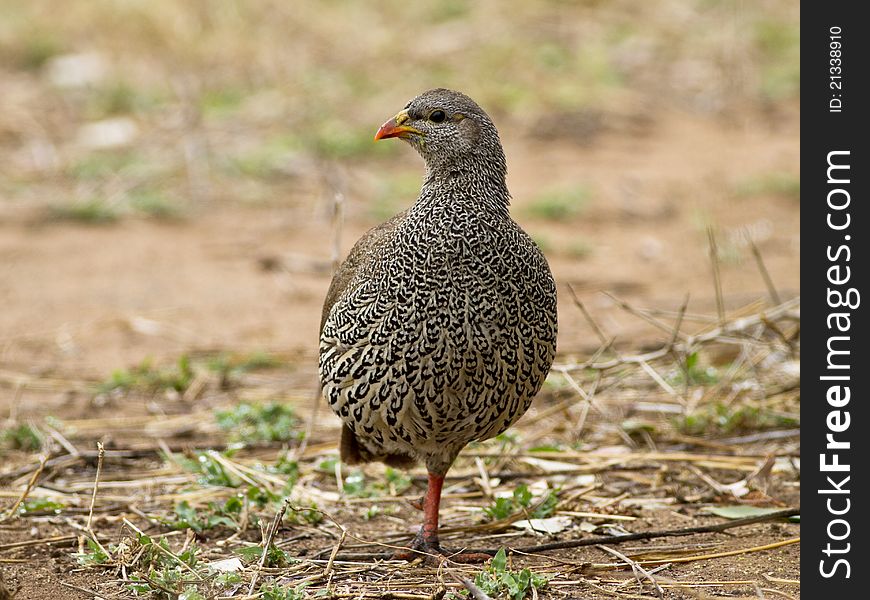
[0,290,800,598]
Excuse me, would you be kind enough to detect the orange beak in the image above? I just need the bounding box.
[374,110,421,141]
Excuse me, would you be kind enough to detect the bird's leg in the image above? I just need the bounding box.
[393,472,491,564]
[419,471,443,547]
[393,472,444,562]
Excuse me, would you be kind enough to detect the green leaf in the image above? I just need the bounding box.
[491,548,507,573]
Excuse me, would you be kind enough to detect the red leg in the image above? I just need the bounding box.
[420,472,444,546]
[393,472,491,564]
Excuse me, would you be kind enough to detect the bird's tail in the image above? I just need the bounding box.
[339,425,416,469]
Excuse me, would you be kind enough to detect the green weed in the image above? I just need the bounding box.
[526,186,591,221]
[97,355,194,395]
[675,402,799,436]
[474,548,548,600]
[260,583,309,600]
[483,484,558,521]
[207,351,286,388]
[49,198,120,224]
[342,467,412,498]
[734,172,800,201]
[1,423,43,451]
[215,402,302,443]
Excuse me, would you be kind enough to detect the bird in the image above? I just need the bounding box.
[319,88,557,562]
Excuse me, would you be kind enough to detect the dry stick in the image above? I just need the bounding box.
[567,283,609,345]
[43,422,80,458]
[572,370,602,437]
[0,535,78,552]
[482,507,799,556]
[248,498,290,596]
[758,589,799,600]
[707,226,726,326]
[560,296,799,373]
[454,573,494,600]
[326,508,798,561]
[748,237,782,305]
[58,581,104,597]
[668,294,691,350]
[1,454,46,521]
[611,537,800,569]
[598,545,664,599]
[323,526,348,581]
[601,291,689,342]
[86,442,105,532]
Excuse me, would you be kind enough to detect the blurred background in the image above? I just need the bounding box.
[0,0,799,411]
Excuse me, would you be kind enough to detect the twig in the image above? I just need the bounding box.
[606,537,800,568]
[707,226,726,325]
[324,526,348,580]
[320,508,798,561]
[484,507,799,555]
[557,297,799,373]
[567,284,609,345]
[748,237,781,305]
[248,498,290,595]
[453,574,493,600]
[602,291,689,341]
[43,423,80,457]
[1,454,46,521]
[86,442,105,532]
[0,535,78,552]
[58,581,105,597]
[598,544,664,598]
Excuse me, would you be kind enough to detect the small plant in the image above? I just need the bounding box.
[129,189,183,220]
[19,498,65,515]
[474,548,548,600]
[483,484,558,521]
[260,582,309,600]
[566,239,593,259]
[97,355,194,395]
[49,198,120,224]
[526,186,591,221]
[67,150,144,180]
[733,172,800,201]
[1,423,43,451]
[215,402,302,443]
[341,467,412,498]
[675,401,799,436]
[236,542,292,567]
[165,497,244,533]
[73,537,110,566]
[207,351,285,382]
[309,121,397,159]
[285,502,324,526]
[670,352,720,386]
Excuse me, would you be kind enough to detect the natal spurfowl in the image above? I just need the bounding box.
[319,88,558,562]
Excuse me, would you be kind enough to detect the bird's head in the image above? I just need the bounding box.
[374,88,506,181]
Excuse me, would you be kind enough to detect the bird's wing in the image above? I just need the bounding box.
[319,209,408,334]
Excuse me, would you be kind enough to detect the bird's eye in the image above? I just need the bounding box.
[429,110,447,123]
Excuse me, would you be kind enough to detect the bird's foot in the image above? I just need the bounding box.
[392,532,492,565]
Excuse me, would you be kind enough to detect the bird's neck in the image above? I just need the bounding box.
[419,163,511,216]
